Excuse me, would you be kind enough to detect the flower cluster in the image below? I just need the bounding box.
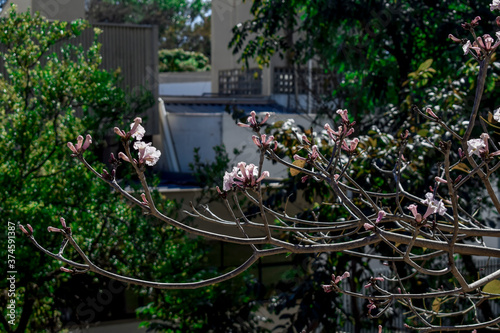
[222,162,269,191]
[115,118,161,167]
[238,111,270,131]
[421,192,447,219]
[252,134,277,150]
[114,117,145,141]
[449,15,500,59]
[67,134,92,155]
[467,133,500,159]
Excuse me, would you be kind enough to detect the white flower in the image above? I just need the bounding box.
[463,40,472,55]
[223,167,239,191]
[130,117,145,140]
[493,108,500,122]
[421,192,446,219]
[133,141,161,166]
[491,0,500,11]
[467,138,486,157]
[221,162,269,191]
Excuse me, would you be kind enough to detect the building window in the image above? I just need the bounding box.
[219,69,262,95]
[273,67,332,95]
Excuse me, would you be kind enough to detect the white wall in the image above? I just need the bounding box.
[160,81,211,96]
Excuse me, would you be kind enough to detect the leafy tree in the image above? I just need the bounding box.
[229,1,500,330]
[0,6,259,333]
[87,0,211,58]
[158,48,210,72]
[230,0,499,121]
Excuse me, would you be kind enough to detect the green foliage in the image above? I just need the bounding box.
[87,0,211,57]
[231,1,500,330]
[0,6,156,332]
[0,7,261,333]
[158,48,211,72]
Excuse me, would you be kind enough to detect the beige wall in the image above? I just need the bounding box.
[211,0,292,96]
[211,0,272,95]
[4,0,85,20]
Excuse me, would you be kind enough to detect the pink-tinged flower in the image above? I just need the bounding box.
[341,138,359,152]
[130,117,145,140]
[449,34,461,43]
[19,225,29,235]
[376,211,386,223]
[476,34,495,50]
[322,284,334,293]
[82,134,92,150]
[333,174,340,182]
[421,192,446,219]
[463,40,479,55]
[494,108,500,122]
[492,0,500,11]
[67,134,92,154]
[426,107,438,119]
[141,193,149,205]
[408,204,422,223]
[133,141,161,166]
[336,109,349,122]
[114,127,127,138]
[364,223,374,231]
[435,176,447,184]
[367,299,377,315]
[237,111,270,128]
[222,162,269,191]
[252,134,275,148]
[302,135,311,145]
[365,276,384,289]
[467,138,486,157]
[118,152,131,163]
[310,145,320,160]
[324,123,342,139]
[330,271,350,285]
[293,154,306,161]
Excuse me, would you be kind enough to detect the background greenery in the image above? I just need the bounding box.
[0,7,260,333]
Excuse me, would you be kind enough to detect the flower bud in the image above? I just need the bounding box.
[19,225,29,235]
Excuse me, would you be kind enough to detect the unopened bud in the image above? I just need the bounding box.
[47,226,61,233]
[435,176,447,184]
[60,218,66,228]
[19,225,29,235]
[141,193,148,205]
[426,107,438,119]
[60,267,73,273]
[27,224,33,233]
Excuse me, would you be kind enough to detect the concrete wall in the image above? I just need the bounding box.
[211,0,281,95]
[159,72,211,96]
